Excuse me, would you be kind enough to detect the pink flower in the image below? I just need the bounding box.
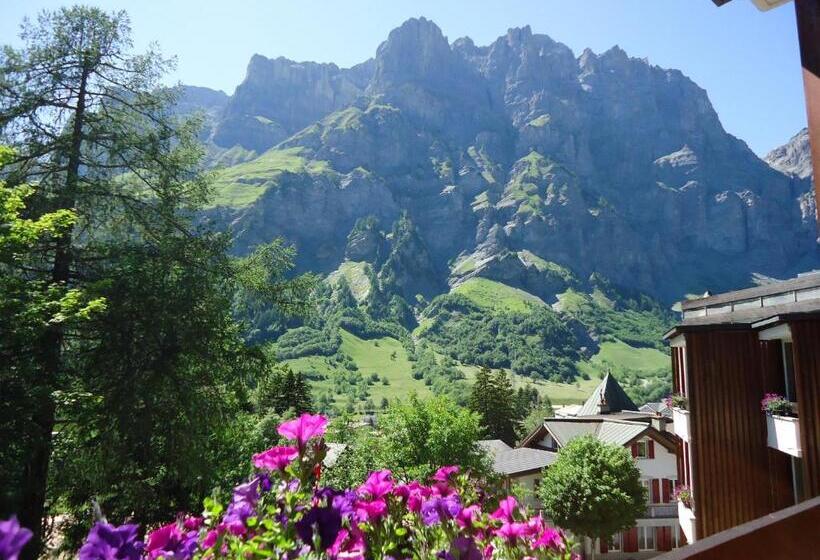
[357,470,394,499]
[394,481,430,512]
[354,499,388,522]
[432,465,459,482]
[202,529,220,549]
[533,527,564,550]
[490,496,518,522]
[495,522,529,543]
[253,446,298,471]
[277,413,328,449]
[456,504,481,528]
[330,528,366,559]
[182,516,203,531]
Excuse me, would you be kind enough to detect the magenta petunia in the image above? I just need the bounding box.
[456,504,481,528]
[432,465,459,482]
[490,496,518,522]
[354,499,388,522]
[253,446,298,471]
[277,413,328,449]
[357,469,394,499]
[495,521,529,543]
[533,527,564,550]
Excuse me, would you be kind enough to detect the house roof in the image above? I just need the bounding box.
[521,417,678,453]
[640,401,673,419]
[576,373,639,416]
[665,272,820,338]
[323,443,348,468]
[479,439,556,475]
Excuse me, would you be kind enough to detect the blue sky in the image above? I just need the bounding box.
[1,0,807,155]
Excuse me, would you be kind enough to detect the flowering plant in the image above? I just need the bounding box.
[68,412,576,559]
[672,485,693,509]
[760,393,794,417]
[663,393,688,411]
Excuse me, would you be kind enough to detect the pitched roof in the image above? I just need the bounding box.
[576,373,638,416]
[640,401,673,418]
[596,421,649,446]
[542,420,598,446]
[479,439,557,475]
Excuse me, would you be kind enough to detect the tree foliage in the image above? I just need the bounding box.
[537,436,646,543]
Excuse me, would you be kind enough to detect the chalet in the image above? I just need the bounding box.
[663,271,820,544]
[515,374,684,557]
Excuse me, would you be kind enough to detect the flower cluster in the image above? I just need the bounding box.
[672,485,693,509]
[663,393,688,411]
[760,393,794,417]
[71,412,577,560]
[0,516,32,560]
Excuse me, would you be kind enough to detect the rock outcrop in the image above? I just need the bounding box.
[187,18,817,303]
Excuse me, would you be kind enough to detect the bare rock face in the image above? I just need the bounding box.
[212,55,374,152]
[191,18,818,302]
[766,128,813,180]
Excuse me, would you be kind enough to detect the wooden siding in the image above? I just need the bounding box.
[789,319,820,499]
[685,330,772,538]
[759,340,795,511]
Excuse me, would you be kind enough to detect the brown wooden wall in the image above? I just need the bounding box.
[759,340,795,512]
[789,319,820,499]
[685,330,773,538]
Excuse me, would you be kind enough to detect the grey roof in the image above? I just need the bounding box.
[478,439,512,455]
[665,271,820,336]
[485,447,557,476]
[640,401,673,418]
[596,421,649,446]
[540,418,650,447]
[323,443,348,468]
[576,373,638,416]
[542,420,598,446]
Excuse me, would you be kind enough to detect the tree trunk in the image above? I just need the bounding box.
[19,64,89,560]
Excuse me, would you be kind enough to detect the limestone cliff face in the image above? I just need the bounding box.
[188,18,817,302]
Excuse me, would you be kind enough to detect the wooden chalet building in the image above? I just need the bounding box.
[663,272,820,544]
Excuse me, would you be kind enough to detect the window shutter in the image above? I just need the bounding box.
[651,479,660,503]
[624,527,639,553]
[679,526,688,546]
[648,439,655,458]
[631,443,638,458]
[662,479,671,503]
[600,538,608,554]
[657,527,672,552]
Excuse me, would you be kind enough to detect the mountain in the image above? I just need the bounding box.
[766,128,813,180]
[186,18,816,305]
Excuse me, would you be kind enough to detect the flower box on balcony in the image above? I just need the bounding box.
[678,500,696,543]
[766,414,801,458]
[673,407,691,442]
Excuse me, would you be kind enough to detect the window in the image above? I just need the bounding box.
[783,341,797,402]
[642,480,652,504]
[609,533,621,552]
[636,440,648,458]
[638,527,655,551]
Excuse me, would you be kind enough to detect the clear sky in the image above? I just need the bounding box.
[1,0,807,156]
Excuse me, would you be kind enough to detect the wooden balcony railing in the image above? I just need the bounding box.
[655,496,820,559]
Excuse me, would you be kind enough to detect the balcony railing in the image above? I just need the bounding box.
[673,407,690,442]
[678,501,696,543]
[657,496,820,559]
[645,504,678,518]
[766,413,801,457]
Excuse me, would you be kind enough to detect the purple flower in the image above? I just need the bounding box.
[495,522,529,543]
[78,522,143,560]
[277,414,328,450]
[440,536,482,560]
[0,517,32,560]
[253,445,299,472]
[420,495,462,526]
[295,505,342,552]
[222,477,262,536]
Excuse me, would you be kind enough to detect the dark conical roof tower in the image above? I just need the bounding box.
[576,371,638,416]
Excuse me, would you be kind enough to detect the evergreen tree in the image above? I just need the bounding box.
[0,8,312,555]
[468,367,519,445]
[254,365,314,415]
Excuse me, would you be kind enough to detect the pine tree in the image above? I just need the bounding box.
[468,367,519,445]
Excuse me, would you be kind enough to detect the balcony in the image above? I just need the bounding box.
[673,407,691,442]
[678,501,696,543]
[646,504,678,518]
[766,414,801,457]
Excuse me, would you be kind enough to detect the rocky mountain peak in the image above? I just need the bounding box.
[370,17,454,90]
[765,128,813,179]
